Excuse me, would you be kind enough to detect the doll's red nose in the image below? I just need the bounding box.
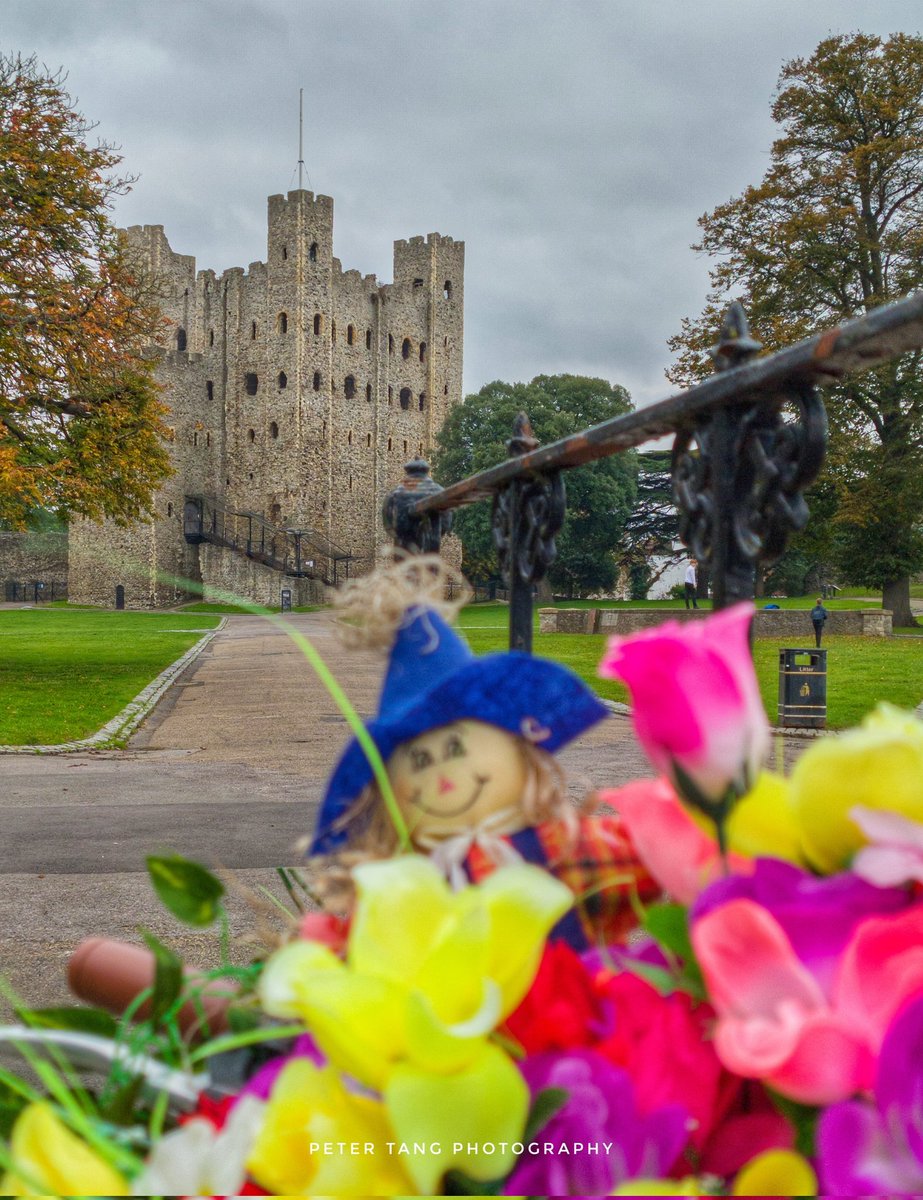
[437,775,456,795]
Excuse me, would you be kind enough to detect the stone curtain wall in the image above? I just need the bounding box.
[540,608,894,638]
[0,532,68,596]
[68,191,464,608]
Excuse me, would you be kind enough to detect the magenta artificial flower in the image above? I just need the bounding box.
[818,993,923,1195]
[503,1050,689,1196]
[598,604,769,806]
[693,856,911,992]
[692,897,923,1104]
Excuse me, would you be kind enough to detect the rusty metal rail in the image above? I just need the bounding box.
[383,293,923,652]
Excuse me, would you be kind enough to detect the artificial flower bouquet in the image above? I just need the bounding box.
[3,602,923,1196]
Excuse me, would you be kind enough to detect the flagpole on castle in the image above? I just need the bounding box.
[298,87,304,191]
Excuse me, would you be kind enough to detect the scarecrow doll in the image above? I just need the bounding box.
[310,559,656,950]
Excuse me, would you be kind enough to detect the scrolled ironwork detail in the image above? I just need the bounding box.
[493,470,566,587]
[382,459,453,554]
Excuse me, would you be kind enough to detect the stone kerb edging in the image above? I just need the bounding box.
[0,618,227,756]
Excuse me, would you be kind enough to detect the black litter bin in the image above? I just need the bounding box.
[778,648,827,728]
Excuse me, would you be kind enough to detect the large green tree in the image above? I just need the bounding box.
[0,53,170,528]
[669,33,923,625]
[433,374,637,598]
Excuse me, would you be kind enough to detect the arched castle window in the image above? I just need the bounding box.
[270,503,281,521]
[366,329,372,350]
[419,393,426,411]
[399,387,411,410]
[245,373,258,396]
[347,325,355,346]
[278,312,288,335]
[313,371,321,391]
[270,422,279,439]
[248,429,256,442]
[402,338,411,359]
[366,383,372,402]
[419,342,426,362]
[251,321,258,340]
[314,314,321,335]
[309,242,318,261]
[444,280,452,300]
[344,375,356,399]
[206,381,214,401]
[278,372,287,389]
[176,327,187,352]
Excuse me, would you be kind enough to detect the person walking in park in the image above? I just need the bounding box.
[811,597,829,646]
[684,560,698,609]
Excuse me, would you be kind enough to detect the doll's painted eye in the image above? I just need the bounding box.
[410,747,434,771]
[444,733,466,760]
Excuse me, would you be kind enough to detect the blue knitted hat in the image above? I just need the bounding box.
[310,607,608,853]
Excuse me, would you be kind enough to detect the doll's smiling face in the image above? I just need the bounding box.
[387,719,527,841]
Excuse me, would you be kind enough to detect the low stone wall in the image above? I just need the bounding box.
[200,542,324,609]
[539,607,892,638]
[0,531,68,598]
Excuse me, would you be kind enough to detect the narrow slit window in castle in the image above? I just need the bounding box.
[444,281,452,300]
[209,329,215,346]
[251,321,257,340]
[388,437,392,451]
[399,388,411,410]
[367,433,371,447]
[314,314,321,335]
[413,278,423,288]
[282,245,288,260]
[193,431,198,447]
[402,338,411,359]
[366,329,372,350]
[419,393,426,411]
[388,386,393,404]
[248,429,256,442]
[176,328,187,352]
[366,383,372,402]
[270,422,279,439]
[278,372,287,389]
[419,342,426,362]
[444,383,449,394]
[313,372,321,391]
[388,334,394,354]
[309,242,318,261]
[206,381,214,401]
[279,312,288,335]
[349,476,353,491]
[331,321,336,343]
[348,430,352,445]
[344,376,356,399]
[347,325,355,345]
[403,439,408,455]
[245,373,258,396]
[167,503,173,518]
[206,432,211,447]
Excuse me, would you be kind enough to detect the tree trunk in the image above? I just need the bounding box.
[535,578,554,604]
[754,563,766,599]
[882,576,918,628]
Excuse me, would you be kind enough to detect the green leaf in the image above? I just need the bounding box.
[443,1167,506,1195]
[0,1079,28,1139]
[146,853,225,926]
[619,956,683,996]
[523,1086,569,1141]
[139,929,183,1027]
[643,903,694,960]
[768,1089,820,1159]
[15,1005,118,1039]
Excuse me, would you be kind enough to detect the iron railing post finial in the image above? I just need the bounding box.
[383,459,453,554]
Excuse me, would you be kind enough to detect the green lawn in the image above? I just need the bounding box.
[0,609,221,746]
[179,602,324,614]
[458,605,923,729]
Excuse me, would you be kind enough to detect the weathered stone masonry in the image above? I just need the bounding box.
[68,190,464,608]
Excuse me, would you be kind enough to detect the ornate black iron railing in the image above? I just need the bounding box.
[383,294,923,652]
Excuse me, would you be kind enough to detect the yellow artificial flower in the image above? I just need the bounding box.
[611,1177,700,1195]
[789,704,923,873]
[247,1058,414,1197]
[732,1148,817,1195]
[726,770,805,864]
[0,1102,129,1196]
[259,855,572,1191]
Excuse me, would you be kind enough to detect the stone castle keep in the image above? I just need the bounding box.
[68,190,464,607]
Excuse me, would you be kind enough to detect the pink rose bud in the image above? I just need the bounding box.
[599,603,769,809]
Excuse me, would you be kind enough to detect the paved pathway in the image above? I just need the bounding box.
[0,611,808,1009]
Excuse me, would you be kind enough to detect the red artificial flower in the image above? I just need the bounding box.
[298,911,350,954]
[503,940,607,1053]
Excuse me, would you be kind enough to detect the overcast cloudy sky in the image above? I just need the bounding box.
[5,0,922,405]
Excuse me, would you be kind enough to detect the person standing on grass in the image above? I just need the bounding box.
[811,597,829,647]
[684,560,698,610]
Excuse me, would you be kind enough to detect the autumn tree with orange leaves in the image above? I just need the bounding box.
[0,52,171,527]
